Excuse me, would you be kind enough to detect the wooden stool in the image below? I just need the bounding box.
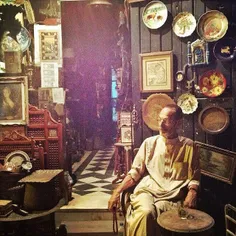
[157,208,215,236]
[112,142,132,184]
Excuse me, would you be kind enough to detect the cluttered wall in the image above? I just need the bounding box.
[128,0,236,235]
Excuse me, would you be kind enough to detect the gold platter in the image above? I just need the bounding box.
[197,10,228,42]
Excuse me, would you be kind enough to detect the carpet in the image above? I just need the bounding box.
[72,146,116,196]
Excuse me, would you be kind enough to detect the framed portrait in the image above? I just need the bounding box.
[120,126,133,143]
[139,51,173,93]
[34,24,62,67]
[195,142,236,184]
[0,76,28,125]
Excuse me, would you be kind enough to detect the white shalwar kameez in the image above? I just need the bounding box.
[125,135,201,236]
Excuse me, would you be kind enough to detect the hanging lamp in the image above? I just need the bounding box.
[88,0,112,6]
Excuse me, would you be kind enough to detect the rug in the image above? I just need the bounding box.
[72,146,116,196]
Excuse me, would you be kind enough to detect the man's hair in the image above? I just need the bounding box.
[164,104,183,120]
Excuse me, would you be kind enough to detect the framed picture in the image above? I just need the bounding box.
[120,126,133,143]
[139,51,173,93]
[195,142,236,184]
[0,76,28,125]
[119,112,132,127]
[34,24,62,67]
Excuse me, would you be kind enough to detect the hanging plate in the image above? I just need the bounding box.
[197,10,228,42]
[177,93,198,114]
[142,1,168,29]
[198,105,229,134]
[142,93,175,131]
[172,12,197,37]
[199,70,226,97]
[16,27,31,52]
[213,37,236,62]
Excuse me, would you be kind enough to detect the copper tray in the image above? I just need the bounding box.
[142,93,175,131]
[198,106,229,134]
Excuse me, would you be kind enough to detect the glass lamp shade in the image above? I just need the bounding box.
[88,0,112,6]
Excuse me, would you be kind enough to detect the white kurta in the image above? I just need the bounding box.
[125,135,200,236]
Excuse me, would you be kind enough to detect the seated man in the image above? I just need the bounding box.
[108,104,200,236]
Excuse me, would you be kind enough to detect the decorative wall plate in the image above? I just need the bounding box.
[213,37,236,62]
[172,12,196,37]
[4,150,30,168]
[198,106,229,134]
[16,27,31,52]
[199,70,226,97]
[177,93,198,114]
[142,1,168,29]
[197,10,228,42]
[142,93,175,131]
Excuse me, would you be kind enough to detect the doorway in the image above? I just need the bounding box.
[61,1,124,153]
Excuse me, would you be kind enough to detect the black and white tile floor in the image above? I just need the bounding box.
[62,146,116,210]
[73,146,115,196]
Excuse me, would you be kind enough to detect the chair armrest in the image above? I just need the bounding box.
[120,185,136,216]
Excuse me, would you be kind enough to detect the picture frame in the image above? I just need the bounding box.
[195,141,236,184]
[119,112,132,127]
[0,76,28,125]
[120,126,133,143]
[139,51,173,93]
[34,24,62,67]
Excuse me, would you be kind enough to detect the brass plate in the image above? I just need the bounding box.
[198,106,229,134]
[197,10,228,42]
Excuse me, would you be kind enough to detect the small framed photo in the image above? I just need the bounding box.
[195,142,236,184]
[120,126,133,143]
[119,112,132,127]
[0,76,28,125]
[139,51,173,93]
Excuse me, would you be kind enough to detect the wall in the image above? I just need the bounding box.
[129,0,236,234]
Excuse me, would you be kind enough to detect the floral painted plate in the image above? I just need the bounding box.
[197,10,228,42]
[142,1,168,29]
[199,70,226,97]
[142,93,175,131]
[172,12,196,37]
[177,93,198,114]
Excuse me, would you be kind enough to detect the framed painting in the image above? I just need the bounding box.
[34,24,62,67]
[139,51,173,93]
[120,126,133,143]
[0,76,28,125]
[195,142,236,184]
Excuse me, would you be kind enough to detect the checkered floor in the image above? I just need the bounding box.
[72,146,116,196]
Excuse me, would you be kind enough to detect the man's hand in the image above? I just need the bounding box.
[108,189,121,211]
[183,189,197,208]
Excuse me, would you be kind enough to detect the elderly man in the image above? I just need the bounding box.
[108,104,200,236]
